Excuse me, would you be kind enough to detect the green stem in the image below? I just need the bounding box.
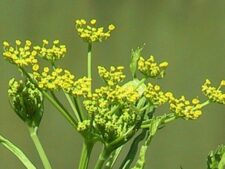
[78,140,94,169]
[88,43,92,80]
[43,91,77,127]
[200,100,211,108]
[104,146,123,169]
[141,113,176,128]
[28,127,52,169]
[50,62,81,122]
[94,146,110,169]
[73,97,85,120]
[88,42,92,93]
[65,93,82,122]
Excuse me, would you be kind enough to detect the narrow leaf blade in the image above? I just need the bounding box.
[0,134,36,169]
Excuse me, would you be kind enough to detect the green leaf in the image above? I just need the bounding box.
[119,129,147,169]
[0,134,36,169]
[207,144,225,169]
[131,116,165,169]
[130,47,143,79]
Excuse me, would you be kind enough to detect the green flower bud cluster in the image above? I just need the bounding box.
[202,79,225,104]
[33,67,91,97]
[167,93,202,120]
[98,66,125,86]
[144,83,168,106]
[75,19,115,43]
[3,40,38,67]
[34,40,67,62]
[138,55,168,78]
[8,78,43,127]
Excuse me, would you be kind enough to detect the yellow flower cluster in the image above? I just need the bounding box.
[110,85,140,104]
[98,66,125,86]
[144,83,168,106]
[83,84,140,142]
[75,19,115,43]
[3,40,38,67]
[34,40,67,62]
[167,93,202,120]
[77,120,91,132]
[33,67,91,97]
[138,55,168,78]
[202,79,225,104]
[84,84,139,114]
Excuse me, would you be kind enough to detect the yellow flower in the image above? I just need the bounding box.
[144,83,168,106]
[43,40,49,45]
[168,95,203,120]
[3,40,38,67]
[15,40,21,46]
[138,55,168,79]
[108,24,115,31]
[3,41,9,47]
[98,66,125,86]
[90,19,96,25]
[202,79,225,104]
[32,64,39,71]
[36,40,67,62]
[75,19,115,43]
[159,62,169,68]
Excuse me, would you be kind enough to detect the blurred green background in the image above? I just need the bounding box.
[0,0,225,168]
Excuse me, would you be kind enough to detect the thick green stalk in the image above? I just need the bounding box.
[28,127,52,169]
[78,140,94,169]
[94,146,111,169]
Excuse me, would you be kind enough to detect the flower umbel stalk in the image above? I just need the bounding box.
[88,42,92,92]
[28,127,52,169]
[87,43,92,79]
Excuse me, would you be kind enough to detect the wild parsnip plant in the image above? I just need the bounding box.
[1,19,225,169]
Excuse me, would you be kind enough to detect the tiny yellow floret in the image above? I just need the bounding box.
[32,64,39,71]
[108,24,115,31]
[43,40,49,45]
[15,40,21,46]
[90,19,97,25]
[3,41,9,47]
